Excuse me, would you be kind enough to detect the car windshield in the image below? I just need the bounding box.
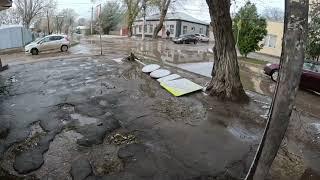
[303,62,313,71]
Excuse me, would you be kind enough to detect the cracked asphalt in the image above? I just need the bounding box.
[0,36,319,180]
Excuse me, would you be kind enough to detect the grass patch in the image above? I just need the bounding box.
[239,57,268,65]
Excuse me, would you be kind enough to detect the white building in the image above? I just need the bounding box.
[133,12,209,38]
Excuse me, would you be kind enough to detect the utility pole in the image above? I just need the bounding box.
[96,4,103,55]
[56,16,58,34]
[47,10,50,35]
[91,6,93,35]
[142,0,146,40]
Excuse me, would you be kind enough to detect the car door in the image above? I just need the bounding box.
[300,62,320,92]
[52,36,63,49]
[38,37,51,51]
[47,36,61,50]
[308,64,320,92]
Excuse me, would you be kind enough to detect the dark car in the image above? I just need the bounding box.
[173,34,198,44]
[264,61,320,93]
[0,0,12,11]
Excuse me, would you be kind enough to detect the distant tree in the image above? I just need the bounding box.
[307,2,320,61]
[77,18,87,26]
[233,1,267,57]
[123,0,143,37]
[0,8,21,25]
[14,0,56,28]
[100,2,124,34]
[262,7,284,22]
[151,0,171,39]
[57,8,78,34]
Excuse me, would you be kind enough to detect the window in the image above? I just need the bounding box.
[139,25,142,33]
[191,27,195,31]
[144,25,147,33]
[183,26,187,34]
[149,25,153,33]
[200,28,203,34]
[169,25,174,34]
[264,34,277,48]
[303,62,313,71]
[314,65,320,73]
[41,37,50,43]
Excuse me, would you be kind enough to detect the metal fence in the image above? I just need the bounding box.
[0,26,33,50]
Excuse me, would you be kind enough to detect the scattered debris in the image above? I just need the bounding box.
[108,133,137,145]
[142,64,160,73]
[157,74,181,83]
[160,78,203,97]
[150,69,171,79]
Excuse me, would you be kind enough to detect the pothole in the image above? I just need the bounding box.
[70,113,99,126]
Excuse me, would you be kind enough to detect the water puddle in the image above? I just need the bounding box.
[111,58,124,64]
[71,113,99,126]
[227,123,259,142]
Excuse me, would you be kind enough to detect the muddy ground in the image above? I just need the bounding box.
[0,36,319,180]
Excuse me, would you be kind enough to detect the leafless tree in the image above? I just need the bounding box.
[206,0,248,101]
[0,8,21,25]
[151,0,171,39]
[58,8,78,34]
[14,0,56,28]
[245,0,309,179]
[123,0,143,37]
[262,7,284,22]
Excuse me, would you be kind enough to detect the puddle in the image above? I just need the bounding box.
[71,113,99,126]
[111,58,124,64]
[308,123,320,135]
[227,123,259,142]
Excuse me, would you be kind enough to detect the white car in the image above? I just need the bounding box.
[25,35,71,55]
[195,34,209,42]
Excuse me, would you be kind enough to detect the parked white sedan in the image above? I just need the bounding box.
[25,35,71,55]
[195,34,210,42]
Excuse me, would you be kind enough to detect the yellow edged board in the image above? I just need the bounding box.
[160,78,203,97]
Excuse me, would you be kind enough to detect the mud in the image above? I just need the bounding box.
[0,36,319,180]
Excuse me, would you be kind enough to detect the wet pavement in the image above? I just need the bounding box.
[0,36,319,180]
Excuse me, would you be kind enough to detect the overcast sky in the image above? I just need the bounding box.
[56,0,284,22]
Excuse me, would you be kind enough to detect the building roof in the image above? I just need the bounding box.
[138,12,209,26]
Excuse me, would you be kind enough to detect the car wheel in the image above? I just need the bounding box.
[61,45,68,52]
[194,40,198,44]
[31,48,38,55]
[271,70,279,82]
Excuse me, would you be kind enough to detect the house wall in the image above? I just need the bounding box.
[133,20,177,38]
[132,20,208,38]
[258,21,284,57]
[180,21,208,36]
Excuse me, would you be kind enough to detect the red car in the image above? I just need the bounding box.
[264,61,320,93]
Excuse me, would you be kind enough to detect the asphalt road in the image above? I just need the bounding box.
[0,36,319,180]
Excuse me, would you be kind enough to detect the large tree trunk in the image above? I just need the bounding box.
[245,0,309,179]
[152,0,171,39]
[206,0,248,101]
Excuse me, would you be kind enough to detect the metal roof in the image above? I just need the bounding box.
[137,12,209,25]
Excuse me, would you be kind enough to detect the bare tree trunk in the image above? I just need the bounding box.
[128,21,133,37]
[152,0,171,39]
[206,0,248,102]
[245,0,309,179]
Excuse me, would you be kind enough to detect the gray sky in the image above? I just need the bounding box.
[56,0,284,22]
